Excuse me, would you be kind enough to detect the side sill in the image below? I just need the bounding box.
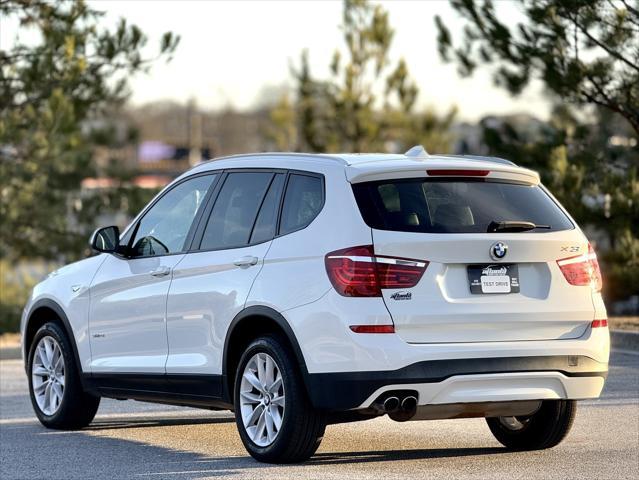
[82,373,233,410]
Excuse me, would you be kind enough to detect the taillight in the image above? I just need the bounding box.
[325,245,428,297]
[557,244,602,292]
[591,319,608,328]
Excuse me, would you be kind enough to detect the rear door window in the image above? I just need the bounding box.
[353,179,573,233]
[250,174,286,244]
[199,172,273,250]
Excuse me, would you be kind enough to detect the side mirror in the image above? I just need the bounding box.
[90,226,120,253]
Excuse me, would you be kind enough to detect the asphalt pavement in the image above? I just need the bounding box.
[1,351,637,480]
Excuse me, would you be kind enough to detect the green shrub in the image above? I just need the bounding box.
[0,260,57,333]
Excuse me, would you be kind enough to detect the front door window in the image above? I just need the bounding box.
[129,175,214,257]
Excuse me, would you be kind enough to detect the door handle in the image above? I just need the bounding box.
[233,256,259,267]
[149,265,171,277]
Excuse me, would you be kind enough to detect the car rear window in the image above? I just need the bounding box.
[352,179,573,233]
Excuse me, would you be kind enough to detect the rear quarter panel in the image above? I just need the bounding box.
[246,164,375,336]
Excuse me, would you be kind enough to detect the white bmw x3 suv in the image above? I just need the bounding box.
[21,147,609,463]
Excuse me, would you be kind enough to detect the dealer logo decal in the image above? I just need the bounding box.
[390,291,412,300]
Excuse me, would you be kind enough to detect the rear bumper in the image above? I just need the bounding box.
[285,289,610,410]
[306,355,608,410]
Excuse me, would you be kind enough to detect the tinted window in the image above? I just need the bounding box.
[353,179,573,233]
[280,174,323,235]
[200,172,273,250]
[250,174,285,244]
[130,175,214,257]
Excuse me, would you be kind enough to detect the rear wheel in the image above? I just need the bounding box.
[233,334,326,463]
[486,399,577,450]
[28,322,100,429]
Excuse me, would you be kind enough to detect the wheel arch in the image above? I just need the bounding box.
[24,299,84,382]
[222,306,310,405]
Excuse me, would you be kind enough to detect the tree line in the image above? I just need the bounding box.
[0,0,637,332]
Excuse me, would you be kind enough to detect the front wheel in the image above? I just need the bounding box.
[27,322,100,429]
[486,399,577,450]
[233,334,326,463]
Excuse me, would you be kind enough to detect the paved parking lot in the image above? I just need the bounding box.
[1,351,637,480]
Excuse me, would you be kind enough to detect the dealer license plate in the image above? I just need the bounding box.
[467,264,520,294]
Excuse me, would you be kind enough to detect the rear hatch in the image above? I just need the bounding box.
[351,168,595,343]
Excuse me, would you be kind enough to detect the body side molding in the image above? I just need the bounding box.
[82,372,231,409]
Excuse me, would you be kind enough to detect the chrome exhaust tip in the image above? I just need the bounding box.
[383,396,400,412]
[389,395,418,422]
[401,396,417,412]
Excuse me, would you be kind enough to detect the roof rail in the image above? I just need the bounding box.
[195,151,347,168]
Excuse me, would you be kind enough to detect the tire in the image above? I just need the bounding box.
[27,322,100,430]
[486,399,577,450]
[233,334,326,463]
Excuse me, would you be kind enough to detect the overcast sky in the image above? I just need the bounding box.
[2,0,551,122]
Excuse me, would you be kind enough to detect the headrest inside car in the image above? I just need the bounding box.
[433,204,474,227]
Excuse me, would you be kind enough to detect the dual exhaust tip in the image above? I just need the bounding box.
[383,395,416,412]
[382,395,418,422]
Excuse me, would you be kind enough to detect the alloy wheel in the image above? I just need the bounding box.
[31,336,65,416]
[239,352,285,447]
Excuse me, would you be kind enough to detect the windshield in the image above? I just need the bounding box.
[352,178,574,234]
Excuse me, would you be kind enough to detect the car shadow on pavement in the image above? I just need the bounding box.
[85,415,235,431]
[1,418,510,479]
[0,422,255,479]
[309,446,506,465]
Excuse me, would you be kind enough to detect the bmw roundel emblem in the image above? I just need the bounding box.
[490,242,508,260]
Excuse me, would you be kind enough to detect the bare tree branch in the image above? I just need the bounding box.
[571,15,639,73]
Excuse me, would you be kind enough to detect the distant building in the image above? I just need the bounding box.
[83,101,272,191]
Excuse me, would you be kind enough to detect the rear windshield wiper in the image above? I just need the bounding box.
[487,221,551,233]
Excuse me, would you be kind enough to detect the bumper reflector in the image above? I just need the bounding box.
[350,325,395,334]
